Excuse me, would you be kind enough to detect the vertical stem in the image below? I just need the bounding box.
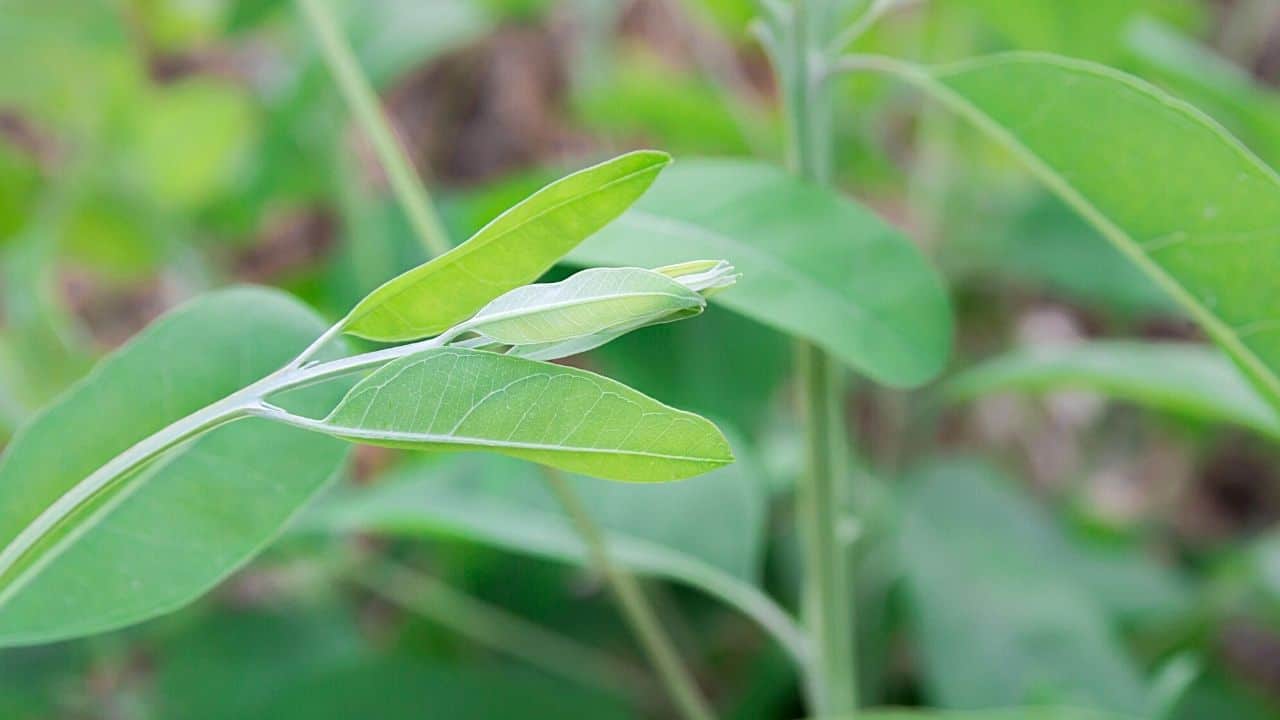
[295,0,452,257]
[542,468,716,720]
[783,0,857,715]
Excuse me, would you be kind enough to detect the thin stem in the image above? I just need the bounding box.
[294,0,452,257]
[541,467,716,720]
[353,558,647,698]
[783,0,857,715]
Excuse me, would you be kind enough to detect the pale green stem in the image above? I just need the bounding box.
[294,0,452,258]
[782,0,857,715]
[352,559,647,698]
[542,467,716,720]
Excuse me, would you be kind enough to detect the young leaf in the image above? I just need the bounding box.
[458,266,705,346]
[343,150,672,342]
[273,348,733,482]
[502,262,740,362]
[570,158,953,388]
[0,288,349,646]
[949,341,1280,439]
[847,53,1280,409]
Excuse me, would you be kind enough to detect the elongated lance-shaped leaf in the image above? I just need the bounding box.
[841,52,1280,410]
[949,341,1280,439]
[268,348,733,482]
[500,261,741,362]
[343,150,671,342]
[457,266,704,347]
[0,289,348,647]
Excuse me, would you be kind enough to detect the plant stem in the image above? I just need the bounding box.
[542,467,716,720]
[782,0,857,715]
[353,558,647,698]
[294,0,452,257]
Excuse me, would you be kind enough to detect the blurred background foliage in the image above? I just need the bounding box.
[4,0,1280,718]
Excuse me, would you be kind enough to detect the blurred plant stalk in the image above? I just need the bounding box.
[292,2,715,718]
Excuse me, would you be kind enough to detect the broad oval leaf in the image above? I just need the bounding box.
[297,347,733,482]
[459,266,704,346]
[344,150,671,342]
[861,52,1280,408]
[0,288,349,646]
[570,158,953,388]
[949,341,1280,439]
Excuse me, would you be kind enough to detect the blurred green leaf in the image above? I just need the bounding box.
[572,158,953,387]
[134,79,258,209]
[954,0,1201,62]
[900,459,1147,713]
[294,348,732,482]
[157,606,629,719]
[344,151,671,342]
[949,341,1280,439]
[1126,18,1280,169]
[299,451,803,660]
[981,196,1177,317]
[575,51,772,155]
[0,288,349,646]
[843,709,1139,720]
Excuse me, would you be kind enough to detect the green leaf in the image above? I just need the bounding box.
[571,158,953,387]
[291,347,732,482]
[460,266,705,347]
[156,606,628,720]
[900,459,1147,713]
[297,452,804,662]
[843,710,1140,720]
[856,52,1280,408]
[0,288,349,646]
[949,341,1280,438]
[1126,18,1280,169]
[344,151,672,342]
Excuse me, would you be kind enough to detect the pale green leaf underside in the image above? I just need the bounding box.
[344,150,671,342]
[949,341,1280,439]
[571,158,953,387]
[0,288,348,646]
[310,348,732,482]
[863,52,1280,409]
[462,266,703,346]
